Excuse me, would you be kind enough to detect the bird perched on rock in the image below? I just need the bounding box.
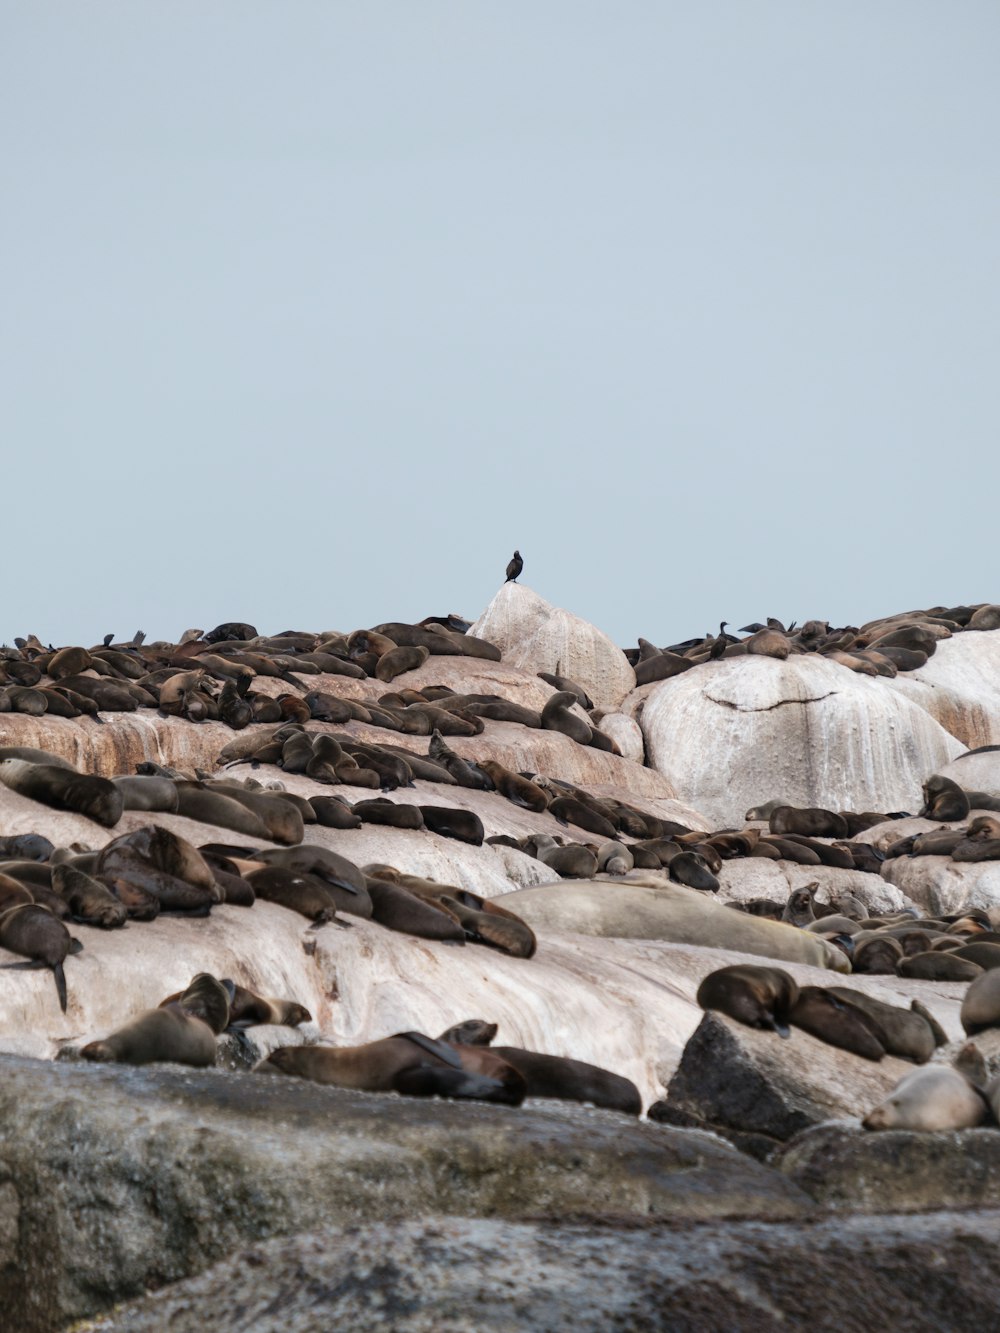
[506,550,523,582]
[709,621,733,660]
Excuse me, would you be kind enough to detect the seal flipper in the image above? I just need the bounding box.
[54,961,67,1013]
[392,1030,464,1069]
[393,1064,516,1104]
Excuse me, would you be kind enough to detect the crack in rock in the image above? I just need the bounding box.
[704,690,839,713]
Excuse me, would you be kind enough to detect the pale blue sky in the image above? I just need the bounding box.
[3,3,997,647]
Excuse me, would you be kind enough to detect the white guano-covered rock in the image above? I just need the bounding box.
[880,856,1000,917]
[627,656,964,828]
[884,630,1000,749]
[470,583,636,711]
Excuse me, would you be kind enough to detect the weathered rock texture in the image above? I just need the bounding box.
[470,583,636,710]
[627,655,964,827]
[777,1121,1000,1213]
[0,1055,809,1332]
[87,1212,1000,1333]
[885,630,1000,749]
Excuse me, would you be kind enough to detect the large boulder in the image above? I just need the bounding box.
[84,1212,1000,1333]
[885,629,1000,749]
[650,1011,915,1159]
[937,748,1000,798]
[470,584,636,711]
[627,656,963,827]
[0,1056,809,1331]
[716,859,912,916]
[777,1121,1000,1212]
[880,855,1000,916]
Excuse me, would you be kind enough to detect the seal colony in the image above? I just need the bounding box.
[2,585,1000,1143]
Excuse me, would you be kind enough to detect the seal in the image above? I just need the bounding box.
[898,951,983,982]
[789,986,887,1060]
[0,901,80,1011]
[427,732,492,790]
[477,761,548,813]
[530,835,598,878]
[697,964,799,1036]
[51,863,127,929]
[352,798,424,830]
[310,795,363,829]
[255,845,371,916]
[540,691,592,745]
[246,866,340,922]
[173,782,274,840]
[83,974,230,1066]
[374,645,430,682]
[224,982,312,1028]
[825,988,937,1063]
[918,775,971,823]
[202,782,306,845]
[961,968,1000,1035]
[261,1031,527,1105]
[768,806,850,838]
[0,759,123,828]
[364,877,467,942]
[782,883,818,927]
[497,879,851,970]
[111,775,180,813]
[863,1065,987,1131]
[96,826,219,914]
[419,805,485,845]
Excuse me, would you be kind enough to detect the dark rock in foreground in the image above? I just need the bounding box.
[0,1054,807,1332]
[87,1212,1000,1333]
[776,1121,1000,1212]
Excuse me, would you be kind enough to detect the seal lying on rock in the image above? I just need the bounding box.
[259,1033,527,1105]
[863,1065,988,1131]
[696,965,798,1037]
[82,973,230,1066]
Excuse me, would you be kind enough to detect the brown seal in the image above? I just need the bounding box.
[375,645,430,682]
[364,877,467,942]
[84,975,230,1066]
[961,969,1000,1035]
[352,798,424,830]
[477,761,548,813]
[863,1065,987,1131]
[789,986,887,1060]
[0,759,123,828]
[540,691,592,745]
[260,1031,526,1105]
[898,951,983,982]
[51,863,127,929]
[0,900,80,1011]
[419,805,485,845]
[111,775,180,813]
[918,775,971,823]
[697,965,799,1036]
[768,806,850,838]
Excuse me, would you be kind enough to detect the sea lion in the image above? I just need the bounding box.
[352,798,424,830]
[478,1045,641,1114]
[83,975,229,1066]
[531,836,598,879]
[0,834,54,862]
[536,672,593,710]
[0,902,79,1012]
[744,800,788,821]
[365,878,467,942]
[47,646,93,680]
[254,845,371,916]
[173,783,274,839]
[667,850,719,892]
[223,982,312,1028]
[427,732,492,790]
[0,759,123,828]
[51,863,127,928]
[375,645,430,682]
[246,867,340,922]
[96,826,218,914]
[111,775,181,813]
[261,1032,526,1105]
[961,969,1000,1035]
[540,691,592,745]
[918,775,971,823]
[952,942,1000,972]
[310,795,363,829]
[696,965,799,1036]
[863,1065,987,1131]
[768,806,850,839]
[496,880,851,970]
[789,986,887,1060]
[419,805,485,845]
[825,988,936,1063]
[597,841,634,876]
[898,951,983,982]
[546,796,617,840]
[439,1019,498,1046]
[201,783,305,845]
[782,883,818,927]
[477,761,548,813]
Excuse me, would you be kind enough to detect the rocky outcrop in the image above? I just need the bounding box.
[470,584,636,711]
[649,1012,916,1159]
[777,1121,1000,1212]
[716,859,912,916]
[85,1212,1000,1333]
[0,1055,809,1331]
[885,629,1000,749]
[626,656,964,827]
[880,855,1000,916]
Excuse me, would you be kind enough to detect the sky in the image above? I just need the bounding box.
[2,3,998,649]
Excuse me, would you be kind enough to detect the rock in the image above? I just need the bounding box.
[83,1211,1000,1333]
[470,584,636,711]
[0,1055,808,1330]
[937,748,1000,799]
[627,655,963,828]
[649,1012,915,1159]
[885,630,1000,749]
[594,711,644,763]
[716,860,911,916]
[880,855,1000,916]
[777,1120,1000,1212]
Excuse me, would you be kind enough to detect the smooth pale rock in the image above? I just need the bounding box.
[937,749,1000,798]
[627,655,963,828]
[881,855,1000,916]
[884,630,1000,748]
[650,1011,915,1159]
[716,860,911,916]
[0,1056,810,1332]
[85,1212,1000,1333]
[498,879,850,971]
[594,711,644,764]
[777,1122,1000,1212]
[853,816,941,853]
[470,583,636,711]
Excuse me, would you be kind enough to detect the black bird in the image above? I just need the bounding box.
[739,622,766,634]
[709,621,732,660]
[506,550,523,582]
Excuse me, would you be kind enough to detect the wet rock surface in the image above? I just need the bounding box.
[0,1055,809,1331]
[87,1211,1000,1333]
